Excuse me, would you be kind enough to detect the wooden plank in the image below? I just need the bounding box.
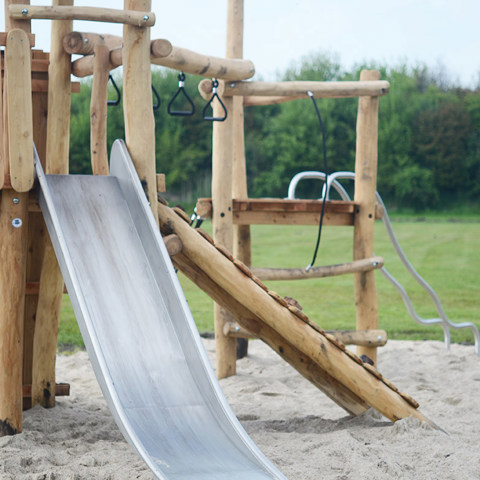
[156,173,165,193]
[25,282,67,295]
[0,190,29,435]
[353,70,381,365]
[157,202,432,425]
[233,210,353,226]
[252,256,384,281]
[123,0,158,223]
[222,80,390,98]
[6,28,34,192]
[31,78,80,93]
[0,46,4,190]
[90,43,109,175]
[9,5,155,27]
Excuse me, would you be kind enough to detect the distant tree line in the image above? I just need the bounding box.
[69,53,480,211]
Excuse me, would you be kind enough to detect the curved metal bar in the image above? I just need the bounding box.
[287,169,480,355]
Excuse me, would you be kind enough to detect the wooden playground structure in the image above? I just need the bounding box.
[0,0,431,442]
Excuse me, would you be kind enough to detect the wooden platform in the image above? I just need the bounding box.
[196,198,357,226]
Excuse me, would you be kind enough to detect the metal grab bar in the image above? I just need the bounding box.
[287,170,480,355]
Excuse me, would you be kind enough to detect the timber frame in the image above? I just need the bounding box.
[0,0,389,436]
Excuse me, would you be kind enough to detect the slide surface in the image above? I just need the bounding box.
[36,140,287,480]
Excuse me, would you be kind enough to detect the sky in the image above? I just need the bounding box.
[2,0,479,87]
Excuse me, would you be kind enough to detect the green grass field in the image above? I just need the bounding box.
[58,216,480,349]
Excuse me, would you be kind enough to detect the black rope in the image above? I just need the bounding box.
[306,90,328,271]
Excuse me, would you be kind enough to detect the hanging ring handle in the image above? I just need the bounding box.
[107,74,121,106]
[152,84,161,110]
[167,72,195,116]
[202,78,227,122]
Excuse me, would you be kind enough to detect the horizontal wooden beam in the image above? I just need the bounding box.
[326,329,387,347]
[63,31,123,55]
[200,79,389,98]
[9,5,155,27]
[23,382,70,398]
[196,198,356,226]
[71,41,254,81]
[154,46,254,81]
[252,256,384,281]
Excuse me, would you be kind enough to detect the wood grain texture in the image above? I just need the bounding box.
[157,203,432,425]
[353,70,381,365]
[63,31,122,55]
[6,29,34,192]
[90,43,109,175]
[0,190,29,434]
[122,0,157,223]
[9,4,155,27]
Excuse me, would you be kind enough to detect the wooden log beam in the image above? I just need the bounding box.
[0,0,31,436]
[158,203,432,425]
[0,31,35,46]
[354,70,381,366]
[23,382,70,398]
[199,80,389,98]
[123,0,157,222]
[5,28,34,192]
[0,190,29,435]
[32,0,72,410]
[326,329,387,347]
[173,252,369,416]
[9,5,155,27]
[63,31,123,55]
[251,256,384,281]
[90,43,109,175]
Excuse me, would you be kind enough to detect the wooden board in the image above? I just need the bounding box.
[5,29,34,192]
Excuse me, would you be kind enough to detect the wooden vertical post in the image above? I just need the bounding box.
[211,0,246,379]
[353,70,380,366]
[228,0,250,360]
[122,0,157,222]
[31,0,73,408]
[0,0,31,435]
[90,43,109,175]
[23,50,49,410]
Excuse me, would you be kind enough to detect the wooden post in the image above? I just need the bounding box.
[0,0,31,435]
[31,0,72,408]
[90,43,109,175]
[122,0,157,222]
[23,50,49,410]
[353,70,381,365]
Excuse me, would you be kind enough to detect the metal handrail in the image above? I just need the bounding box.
[287,170,480,355]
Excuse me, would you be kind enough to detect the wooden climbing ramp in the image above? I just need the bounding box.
[159,203,433,425]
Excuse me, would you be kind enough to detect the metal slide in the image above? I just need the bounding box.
[35,140,287,480]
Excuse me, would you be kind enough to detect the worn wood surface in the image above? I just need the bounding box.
[327,329,387,347]
[32,0,72,409]
[63,31,123,55]
[122,0,157,223]
[9,4,155,26]
[158,203,431,425]
[222,80,390,98]
[353,70,381,365]
[252,256,384,281]
[70,38,172,77]
[90,43,109,175]
[0,190,29,434]
[5,28,34,192]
